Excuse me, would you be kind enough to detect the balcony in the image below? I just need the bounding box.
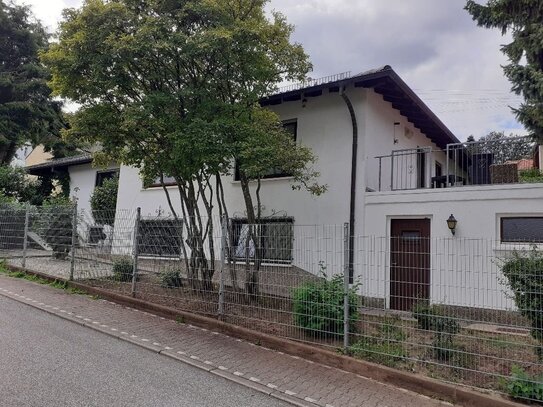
[372,136,543,192]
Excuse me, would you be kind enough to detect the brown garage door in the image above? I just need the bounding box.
[390,219,430,311]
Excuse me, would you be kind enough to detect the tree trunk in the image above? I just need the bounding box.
[239,172,260,298]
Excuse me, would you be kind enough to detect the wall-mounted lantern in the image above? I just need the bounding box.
[446,214,458,236]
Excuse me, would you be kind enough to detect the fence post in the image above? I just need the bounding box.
[22,204,30,269]
[218,216,227,317]
[343,222,350,352]
[69,203,78,281]
[131,207,141,298]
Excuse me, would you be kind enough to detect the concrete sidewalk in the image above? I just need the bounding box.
[0,274,450,407]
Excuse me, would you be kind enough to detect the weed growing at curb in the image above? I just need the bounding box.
[0,263,89,297]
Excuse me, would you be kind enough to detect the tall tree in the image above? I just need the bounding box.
[43,0,322,293]
[0,0,65,164]
[465,1,543,140]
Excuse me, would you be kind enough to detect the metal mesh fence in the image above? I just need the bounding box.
[0,205,542,403]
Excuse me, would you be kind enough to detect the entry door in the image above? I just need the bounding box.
[390,219,430,311]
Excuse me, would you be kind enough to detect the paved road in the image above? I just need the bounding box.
[0,295,290,407]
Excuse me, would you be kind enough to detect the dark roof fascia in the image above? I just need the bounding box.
[25,154,93,175]
[260,68,392,107]
[385,70,461,145]
[260,66,460,149]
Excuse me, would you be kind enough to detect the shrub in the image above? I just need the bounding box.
[292,264,360,338]
[350,317,408,367]
[112,257,135,282]
[412,302,460,361]
[507,366,543,403]
[90,176,118,226]
[41,196,74,260]
[502,249,543,359]
[520,168,543,184]
[160,269,183,288]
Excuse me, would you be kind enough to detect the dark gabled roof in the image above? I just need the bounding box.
[260,65,460,149]
[25,153,93,175]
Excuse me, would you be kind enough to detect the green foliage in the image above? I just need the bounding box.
[90,176,118,226]
[0,1,66,165]
[520,168,543,184]
[0,165,44,205]
[292,264,359,337]
[160,269,183,289]
[465,1,543,140]
[41,196,74,260]
[412,302,461,361]
[502,249,543,359]
[350,317,408,367]
[467,131,535,164]
[506,366,543,403]
[43,0,320,293]
[112,257,134,282]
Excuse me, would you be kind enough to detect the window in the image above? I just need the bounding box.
[234,119,298,181]
[145,175,177,188]
[95,169,119,187]
[230,217,294,264]
[137,219,184,257]
[501,217,543,243]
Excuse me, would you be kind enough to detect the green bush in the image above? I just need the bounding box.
[520,168,543,184]
[350,317,408,367]
[112,257,135,282]
[160,269,183,288]
[507,366,543,403]
[292,265,360,338]
[41,196,74,260]
[90,176,118,226]
[502,249,543,359]
[412,302,460,361]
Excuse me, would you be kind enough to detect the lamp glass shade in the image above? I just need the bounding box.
[447,214,457,231]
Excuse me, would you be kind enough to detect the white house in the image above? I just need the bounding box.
[26,66,543,312]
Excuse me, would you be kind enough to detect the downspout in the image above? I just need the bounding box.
[340,86,358,283]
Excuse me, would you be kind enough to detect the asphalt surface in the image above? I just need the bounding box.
[0,295,291,407]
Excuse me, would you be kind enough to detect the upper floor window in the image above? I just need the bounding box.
[234,119,298,181]
[95,169,119,187]
[145,175,177,188]
[501,217,543,243]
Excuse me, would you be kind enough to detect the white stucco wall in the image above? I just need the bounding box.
[361,183,543,310]
[69,163,120,215]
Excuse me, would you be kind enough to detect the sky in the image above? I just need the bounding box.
[15,0,525,141]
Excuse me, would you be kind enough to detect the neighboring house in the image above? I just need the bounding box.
[25,66,543,312]
[25,145,53,167]
[26,154,120,215]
